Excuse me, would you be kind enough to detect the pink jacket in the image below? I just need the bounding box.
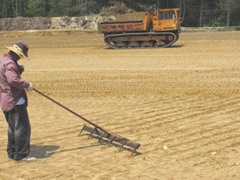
[0,54,30,111]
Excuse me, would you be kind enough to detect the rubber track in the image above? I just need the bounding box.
[104,32,177,49]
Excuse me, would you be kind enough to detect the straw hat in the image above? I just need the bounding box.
[4,40,29,59]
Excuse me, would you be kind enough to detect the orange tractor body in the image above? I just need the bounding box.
[98,8,180,48]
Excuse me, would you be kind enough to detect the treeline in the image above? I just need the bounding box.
[0,0,240,27]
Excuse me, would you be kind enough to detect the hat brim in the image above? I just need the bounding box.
[4,45,27,59]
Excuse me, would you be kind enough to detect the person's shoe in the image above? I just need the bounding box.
[18,156,37,162]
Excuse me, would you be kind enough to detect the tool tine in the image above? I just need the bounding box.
[119,139,128,151]
[88,127,96,138]
[98,132,105,143]
[79,124,86,136]
[81,125,140,155]
[108,135,116,146]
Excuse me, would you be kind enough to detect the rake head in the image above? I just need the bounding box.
[33,88,141,156]
[80,125,141,156]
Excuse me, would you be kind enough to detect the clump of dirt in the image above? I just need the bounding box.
[0,17,51,31]
[0,2,143,31]
[99,2,134,16]
[50,15,115,30]
[0,15,116,31]
[115,12,146,22]
[100,2,145,22]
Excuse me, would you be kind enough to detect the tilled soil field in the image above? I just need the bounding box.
[0,30,240,179]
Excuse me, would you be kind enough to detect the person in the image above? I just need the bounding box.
[0,40,36,162]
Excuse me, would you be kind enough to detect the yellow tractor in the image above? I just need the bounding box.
[98,4,181,49]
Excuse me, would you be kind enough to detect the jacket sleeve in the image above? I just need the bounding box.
[5,62,30,90]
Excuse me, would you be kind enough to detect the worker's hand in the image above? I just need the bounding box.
[27,83,34,91]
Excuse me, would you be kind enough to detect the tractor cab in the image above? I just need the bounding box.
[152,8,180,31]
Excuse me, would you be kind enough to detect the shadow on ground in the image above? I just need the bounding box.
[31,145,60,159]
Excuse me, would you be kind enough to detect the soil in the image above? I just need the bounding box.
[0,30,240,179]
[0,3,135,31]
[0,12,147,31]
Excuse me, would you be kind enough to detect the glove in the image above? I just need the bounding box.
[27,83,34,91]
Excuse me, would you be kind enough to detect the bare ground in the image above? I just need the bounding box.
[0,30,240,179]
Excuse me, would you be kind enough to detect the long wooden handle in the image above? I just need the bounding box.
[33,88,109,134]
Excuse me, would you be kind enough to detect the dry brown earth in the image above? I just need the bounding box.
[0,30,240,179]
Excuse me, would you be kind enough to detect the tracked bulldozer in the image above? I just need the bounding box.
[98,4,181,49]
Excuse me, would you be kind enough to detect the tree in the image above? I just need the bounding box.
[215,0,239,26]
[26,0,50,17]
[199,0,216,27]
[48,0,72,17]
[0,0,9,17]
[0,0,240,26]
[230,0,240,26]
